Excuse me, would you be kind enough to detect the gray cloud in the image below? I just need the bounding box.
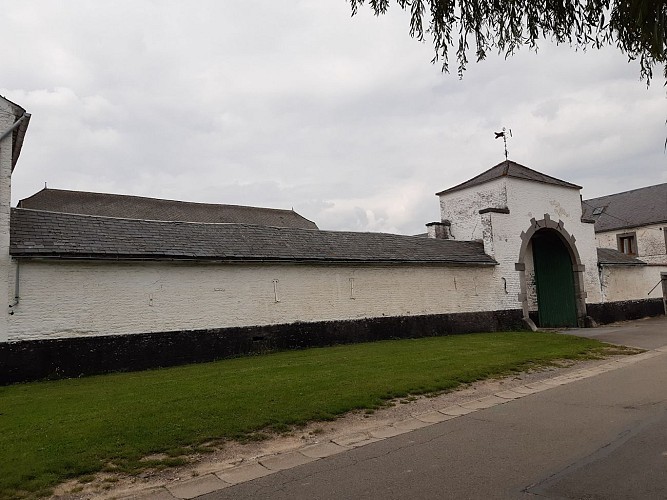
[3,1,665,236]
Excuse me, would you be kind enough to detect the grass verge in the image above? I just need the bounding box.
[0,331,622,498]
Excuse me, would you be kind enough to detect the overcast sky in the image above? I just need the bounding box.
[2,1,665,234]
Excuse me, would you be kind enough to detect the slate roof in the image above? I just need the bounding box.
[582,183,667,233]
[17,188,318,230]
[436,160,581,196]
[9,209,497,265]
[597,248,646,266]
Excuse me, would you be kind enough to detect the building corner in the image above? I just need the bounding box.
[0,97,29,343]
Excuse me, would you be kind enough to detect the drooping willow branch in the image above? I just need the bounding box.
[350,0,667,82]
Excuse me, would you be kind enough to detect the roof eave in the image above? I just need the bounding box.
[597,262,646,266]
[10,253,498,266]
[594,219,667,233]
[435,160,581,196]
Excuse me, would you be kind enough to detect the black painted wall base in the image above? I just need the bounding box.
[5,299,661,385]
[0,309,525,385]
[529,298,665,328]
[586,298,665,325]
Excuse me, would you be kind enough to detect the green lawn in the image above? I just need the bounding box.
[0,331,618,498]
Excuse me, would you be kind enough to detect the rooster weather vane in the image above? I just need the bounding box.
[494,127,512,160]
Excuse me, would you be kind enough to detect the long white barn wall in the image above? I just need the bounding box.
[8,260,503,342]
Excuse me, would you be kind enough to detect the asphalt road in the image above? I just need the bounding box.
[202,317,667,500]
[565,315,667,350]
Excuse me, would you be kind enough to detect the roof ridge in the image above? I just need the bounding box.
[434,160,509,195]
[11,207,318,231]
[506,161,581,189]
[11,207,487,242]
[0,94,26,114]
[435,160,580,196]
[502,161,511,176]
[584,182,667,202]
[22,188,301,214]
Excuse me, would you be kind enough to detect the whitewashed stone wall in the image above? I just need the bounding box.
[599,264,667,303]
[440,178,507,242]
[0,100,17,343]
[596,224,667,265]
[7,260,501,342]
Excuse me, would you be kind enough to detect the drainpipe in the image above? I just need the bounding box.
[1,112,30,316]
[8,261,19,314]
[0,112,31,142]
[662,272,667,316]
[597,263,606,304]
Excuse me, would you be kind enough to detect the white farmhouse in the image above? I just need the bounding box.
[1,95,665,383]
[583,183,667,266]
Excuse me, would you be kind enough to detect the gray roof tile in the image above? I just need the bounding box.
[597,248,646,266]
[17,188,318,230]
[9,209,497,265]
[582,183,667,232]
[436,160,581,195]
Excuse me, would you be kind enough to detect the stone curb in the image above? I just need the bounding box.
[259,451,317,471]
[165,474,229,499]
[126,347,667,499]
[215,462,273,485]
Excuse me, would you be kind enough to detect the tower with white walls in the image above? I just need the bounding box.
[0,96,30,341]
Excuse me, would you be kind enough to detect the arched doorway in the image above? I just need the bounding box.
[532,229,577,327]
[516,214,588,329]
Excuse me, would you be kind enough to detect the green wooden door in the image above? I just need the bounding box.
[532,231,577,327]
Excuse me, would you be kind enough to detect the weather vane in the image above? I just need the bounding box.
[494,127,512,160]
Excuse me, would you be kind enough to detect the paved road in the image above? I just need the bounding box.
[565,314,667,350]
[201,316,667,500]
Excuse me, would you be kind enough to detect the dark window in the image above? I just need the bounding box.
[617,232,637,256]
[592,206,605,216]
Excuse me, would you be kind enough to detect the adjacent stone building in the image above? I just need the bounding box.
[583,183,667,266]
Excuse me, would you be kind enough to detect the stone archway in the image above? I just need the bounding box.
[515,214,588,330]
